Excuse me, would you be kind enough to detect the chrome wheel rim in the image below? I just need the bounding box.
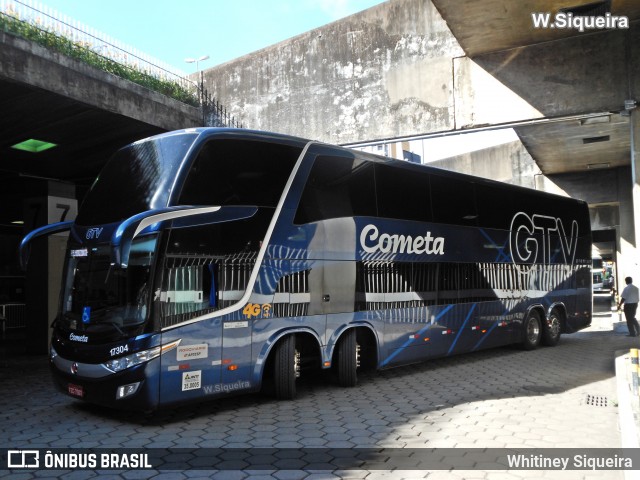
[528,317,541,343]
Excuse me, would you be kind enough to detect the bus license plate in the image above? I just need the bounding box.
[68,383,84,398]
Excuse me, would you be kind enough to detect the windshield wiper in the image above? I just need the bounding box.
[101,320,126,337]
[84,317,128,338]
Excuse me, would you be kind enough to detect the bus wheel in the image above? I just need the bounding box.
[336,329,359,387]
[273,335,299,400]
[521,310,542,350]
[541,309,562,347]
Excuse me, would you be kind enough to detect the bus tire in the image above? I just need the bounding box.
[336,329,358,387]
[273,335,297,400]
[541,309,562,347]
[521,310,542,350]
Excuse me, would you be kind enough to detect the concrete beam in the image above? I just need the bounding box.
[426,140,541,188]
[467,28,631,122]
[0,31,201,131]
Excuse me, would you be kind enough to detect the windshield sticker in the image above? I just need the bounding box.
[177,344,208,361]
[81,307,91,324]
[181,370,202,391]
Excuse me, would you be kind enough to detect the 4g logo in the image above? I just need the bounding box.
[243,304,261,319]
[242,303,272,319]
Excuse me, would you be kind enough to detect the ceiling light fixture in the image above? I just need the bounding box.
[582,135,610,144]
[11,139,58,153]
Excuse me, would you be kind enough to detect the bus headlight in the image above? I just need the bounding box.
[103,339,180,373]
[116,382,141,400]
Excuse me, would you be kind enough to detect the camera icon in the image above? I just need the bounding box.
[7,450,39,468]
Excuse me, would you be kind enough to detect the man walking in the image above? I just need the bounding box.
[619,277,640,337]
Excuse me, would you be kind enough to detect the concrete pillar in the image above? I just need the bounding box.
[24,184,77,354]
[620,109,640,285]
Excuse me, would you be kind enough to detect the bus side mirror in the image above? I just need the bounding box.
[110,206,258,268]
[19,221,74,270]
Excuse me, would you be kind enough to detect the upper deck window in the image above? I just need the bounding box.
[294,155,377,224]
[430,175,478,226]
[375,163,431,223]
[76,133,198,226]
[177,139,302,208]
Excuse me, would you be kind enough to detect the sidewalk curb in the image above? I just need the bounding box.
[615,349,640,480]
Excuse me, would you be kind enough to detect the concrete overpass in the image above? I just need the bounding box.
[0,29,201,220]
[203,0,640,288]
[421,0,640,277]
[0,27,202,351]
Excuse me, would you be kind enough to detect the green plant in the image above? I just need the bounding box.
[0,12,198,106]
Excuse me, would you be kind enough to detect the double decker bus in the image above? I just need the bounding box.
[20,128,592,411]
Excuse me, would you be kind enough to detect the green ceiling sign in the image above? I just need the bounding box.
[11,139,58,153]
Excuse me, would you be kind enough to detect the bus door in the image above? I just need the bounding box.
[215,253,256,393]
[308,218,358,348]
[155,257,226,403]
[159,319,223,404]
[320,259,358,346]
[220,316,253,391]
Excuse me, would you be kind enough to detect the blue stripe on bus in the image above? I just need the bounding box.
[380,303,455,367]
[472,307,510,350]
[447,303,477,356]
[478,228,510,263]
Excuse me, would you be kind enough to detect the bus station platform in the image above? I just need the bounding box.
[1,293,639,479]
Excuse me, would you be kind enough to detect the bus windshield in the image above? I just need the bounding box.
[75,132,198,226]
[60,235,157,331]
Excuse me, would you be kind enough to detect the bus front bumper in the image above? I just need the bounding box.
[50,355,160,411]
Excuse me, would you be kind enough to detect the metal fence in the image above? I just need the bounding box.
[0,303,26,330]
[0,0,193,91]
[0,0,245,128]
[203,90,244,129]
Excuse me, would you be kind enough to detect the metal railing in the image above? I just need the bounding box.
[202,90,244,129]
[0,0,193,88]
[0,303,26,330]
[0,0,245,127]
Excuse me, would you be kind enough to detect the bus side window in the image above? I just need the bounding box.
[375,163,431,222]
[430,176,477,226]
[178,139,300,207]
[475,184,514,230]
[294,155,376,224]
[206,264,217,308]
[576,265,591,289]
